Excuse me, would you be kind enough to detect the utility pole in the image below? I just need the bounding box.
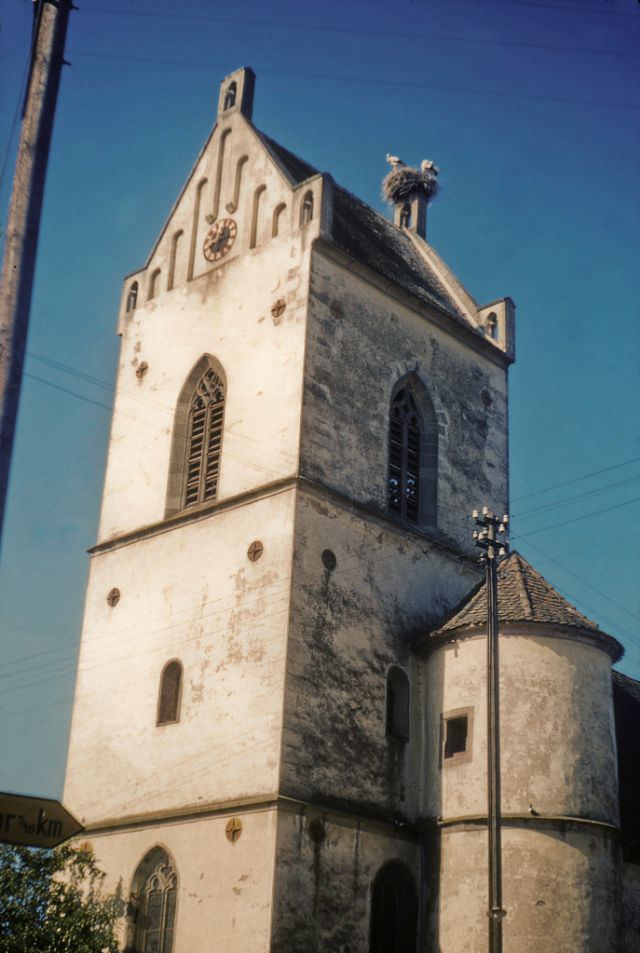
[0,0,73,547]
[473,506,509,953]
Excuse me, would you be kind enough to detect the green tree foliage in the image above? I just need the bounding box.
[0,843,124,953]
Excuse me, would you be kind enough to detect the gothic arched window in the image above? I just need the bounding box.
[165,356,227,517]
[127,848,177,953]
[388,376,437,527]
[386,667,410,741]
[369,861,418,953]
[300,190,313,226]
[157,660,182,726]
[184,365,225,508]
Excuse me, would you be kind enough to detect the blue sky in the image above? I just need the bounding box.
[1,0,639,798]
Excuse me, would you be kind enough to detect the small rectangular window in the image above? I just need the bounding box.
[442,707,473,764]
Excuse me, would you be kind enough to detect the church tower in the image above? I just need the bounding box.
[64,68,516,952]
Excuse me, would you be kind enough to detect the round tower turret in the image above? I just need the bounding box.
[416,551,623,953]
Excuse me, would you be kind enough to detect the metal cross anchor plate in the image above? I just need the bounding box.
[247,540,263,562]
[225,817,242,842]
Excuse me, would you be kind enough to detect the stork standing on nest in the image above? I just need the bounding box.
[382,153,440,239]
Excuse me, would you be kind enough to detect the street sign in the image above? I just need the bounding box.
[0,792,83,848]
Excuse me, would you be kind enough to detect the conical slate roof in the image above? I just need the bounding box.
[429,551,623,660]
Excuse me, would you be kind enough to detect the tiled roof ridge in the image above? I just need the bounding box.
[432,550,607,636]
[511,552,534,620]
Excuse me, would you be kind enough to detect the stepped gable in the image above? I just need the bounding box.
[257,131,470,324]
[426,550,623,660]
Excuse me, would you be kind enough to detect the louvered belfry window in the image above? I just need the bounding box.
[388,386,423,523]
[184,368,225,508]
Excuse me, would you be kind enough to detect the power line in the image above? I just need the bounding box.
[24,371,113,411]
[79,6,638,58]
[531,530,637,566]
[520,537,640,624]
[513,496,640,539]
[475,0,639,18]
[513,474,640,520]
[511,455,640,503]
[70,52,640,112]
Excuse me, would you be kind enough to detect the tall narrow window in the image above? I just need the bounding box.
[272,202,286,237]
[157,660,182,725]
[388,376,437,527]
[148,269,161,300]
[188,178,207,281]
[370,862,417,953]
[388,386,422,523]
[167,230,183,291]
[128,848,177,953]
[386,667,410,741]
[250,184,266,249]
[184,365,225,507]
[223,81,237,110]
[300,190,313,226]
[227,155,248,213]
[126,282,139,312]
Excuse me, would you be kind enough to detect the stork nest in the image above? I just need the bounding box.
[382,166,439,204]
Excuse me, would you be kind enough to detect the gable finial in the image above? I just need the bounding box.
[217,67,256,121]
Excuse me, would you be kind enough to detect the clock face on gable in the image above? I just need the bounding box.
[202,218,238,262]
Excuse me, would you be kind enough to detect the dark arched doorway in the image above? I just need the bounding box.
[369,860,418,953]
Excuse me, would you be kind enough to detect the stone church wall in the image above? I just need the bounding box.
[279,489,479,815]
[271,804,419,953]
[80,809,278,953]
[301,247,509,556]
[64,489,295,826]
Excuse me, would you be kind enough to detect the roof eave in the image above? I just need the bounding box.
[311,236,514,370]
[414,619,624,662]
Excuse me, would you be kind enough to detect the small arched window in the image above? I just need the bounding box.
[250,184,266,249]
[399,203,411,228]
[168,230,183,291]
[369,861,418,953]
[128,848,177,953]
[224,81,237,110]
[126,282,139,312]
[157,660,182,726]
[148,269,161,301]
[386,667,410,741]
[388,376,437,527]
[300,190,314,226]
[272,202,286,238]
[184,364,225,508]
[486,311,498,339]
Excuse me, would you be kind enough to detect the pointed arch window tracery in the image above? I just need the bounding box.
[128,849,177,953]
[184,366,225,508]
[387,376,438,527]
[388,386,422,523]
